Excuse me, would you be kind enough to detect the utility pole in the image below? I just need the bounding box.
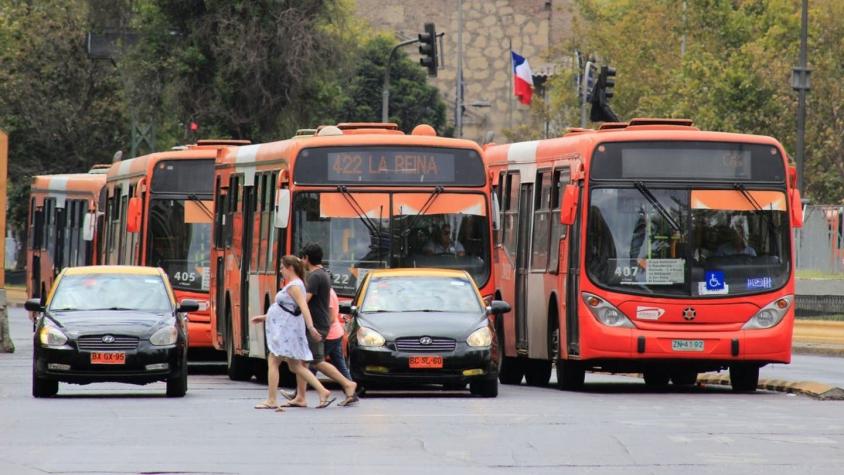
[0,129,12,353]
[455,0,464,137]
[792,0,810,194]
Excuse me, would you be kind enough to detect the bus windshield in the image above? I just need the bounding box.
[292,192,491,296]
[586,187,790,297]
[147,198,212,292]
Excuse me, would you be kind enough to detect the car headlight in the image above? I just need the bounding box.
[742,296,792,330]
[39,324,68,348]
[467,327,493,347]
[150,326,178,346]
[356,327,385,347]
[582,292,634,328]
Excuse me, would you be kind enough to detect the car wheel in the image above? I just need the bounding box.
[32,358,58,398]
[225,315,251,382]
[643,370,670,387]
[671,370,698,386]
[555,358,585,390]
[166,363,188,398]
[524,359,552,387]
[470,377,498,398]
[730,364,759,392]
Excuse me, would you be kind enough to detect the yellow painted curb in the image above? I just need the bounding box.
[697,373,844,400]
[794,320,844,345]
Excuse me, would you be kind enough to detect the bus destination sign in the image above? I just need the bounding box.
[295,147,485,186]
[327,150,455,182]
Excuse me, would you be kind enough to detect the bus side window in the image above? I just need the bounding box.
[502,172,520,257]
[32,207,44,250]
[494,171,505,246]
[266,171,279,273]
[531,170,552,271]
[548,167,571,274]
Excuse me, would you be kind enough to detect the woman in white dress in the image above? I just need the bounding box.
[251,255,333,411]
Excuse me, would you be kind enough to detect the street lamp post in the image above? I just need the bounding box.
[792,0,811,194]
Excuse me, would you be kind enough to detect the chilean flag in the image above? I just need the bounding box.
[512,51,534,105]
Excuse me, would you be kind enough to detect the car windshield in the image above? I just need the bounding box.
[360,276,483,313]
[292,192,491,296]
[49,274,173,312]
[587,187,790,297]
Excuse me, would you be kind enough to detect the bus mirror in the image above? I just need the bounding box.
[274,189,290,228]
[560,184,579,225]
[127,197,142,233]
[790,189,804,228]
[82,211,96,241]
[491,192,501,231]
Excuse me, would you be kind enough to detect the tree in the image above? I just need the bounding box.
[0,0,126,265]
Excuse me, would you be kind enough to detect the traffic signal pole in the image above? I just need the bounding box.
[381,38,419,123]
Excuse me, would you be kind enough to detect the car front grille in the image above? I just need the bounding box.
[77,335,140,351]
[394,337,456,353]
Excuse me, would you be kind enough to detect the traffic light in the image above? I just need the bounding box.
[583,61,598,102]
[590,65,620,123]
[419,23,438,77]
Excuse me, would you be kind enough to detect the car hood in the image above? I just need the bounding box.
[356,311,487,340]
[48,310,173,337]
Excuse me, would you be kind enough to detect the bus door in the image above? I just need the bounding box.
[565,179,583,357]
[239,184,256,353]
[515,183,534,350]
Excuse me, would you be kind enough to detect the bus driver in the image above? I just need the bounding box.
[424,224,465,256]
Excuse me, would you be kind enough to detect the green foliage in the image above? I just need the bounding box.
[0,0,126,237]
[553,0,844,203]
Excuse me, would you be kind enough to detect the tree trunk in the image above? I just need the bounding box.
[0,291,15,353]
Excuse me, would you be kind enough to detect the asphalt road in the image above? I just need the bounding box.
[2,307,844,475]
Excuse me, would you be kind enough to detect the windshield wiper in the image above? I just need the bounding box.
[337,186,388,263]
[401,309,447,313]
[187,194,214,220]
[633,182,682,232]
[401,186,444,237]
[734,183,776,235]
[89,307,137,311]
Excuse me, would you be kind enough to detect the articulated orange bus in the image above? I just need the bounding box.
[26,168,108,303]
[211,123,494,380]
[101,141,247,349]
[485,119,803,391]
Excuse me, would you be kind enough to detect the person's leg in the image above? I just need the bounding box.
[314,360,357,397]
[324,338,351,380]
[288,359,332,403]
[256,354,280,408]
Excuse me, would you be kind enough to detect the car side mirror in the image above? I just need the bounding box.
[790,189,804,228]
[339,303,356,316]
[178,299,200,313]
[487,300,511,315]
[25,298,45,312]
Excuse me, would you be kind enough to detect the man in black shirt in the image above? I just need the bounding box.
[283,243,358,408]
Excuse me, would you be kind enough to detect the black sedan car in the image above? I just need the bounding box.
[26,265,197,398]
[342,268,510,397]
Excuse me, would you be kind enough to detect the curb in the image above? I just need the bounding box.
[697,373,844,400]
[792,343,844,358]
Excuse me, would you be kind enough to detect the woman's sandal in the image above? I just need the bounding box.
[254,401,277,410]
[315,396,337,409]
[338,394,359,407]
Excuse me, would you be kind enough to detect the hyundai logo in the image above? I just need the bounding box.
[102,335,115,344]
[682,307,696,321]
[419,336,433,345]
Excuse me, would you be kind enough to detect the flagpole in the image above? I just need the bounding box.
[508,37,513,131]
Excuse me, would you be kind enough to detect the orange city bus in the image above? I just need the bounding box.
[485,118,804,391]
[100,141,247,349]
[211,123,495,380]
[26,168,108,304]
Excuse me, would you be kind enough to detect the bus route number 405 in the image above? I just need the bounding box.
[173,272,197,283]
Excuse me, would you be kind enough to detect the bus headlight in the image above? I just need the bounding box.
[39,324,68,348]
[467,327,493,347]
[582,293,634,328]
[742,296,792,330]
[150,326,178,346]
[356,327,385,347]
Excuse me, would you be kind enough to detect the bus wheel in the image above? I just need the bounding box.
[524,359,552,387]
[729,364,759,392]
[643,370,670,387]
[225,316,252,381]
[671,370,698,386]
[556,359,585,390]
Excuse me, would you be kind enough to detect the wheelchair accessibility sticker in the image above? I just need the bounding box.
[698,270,729,295]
